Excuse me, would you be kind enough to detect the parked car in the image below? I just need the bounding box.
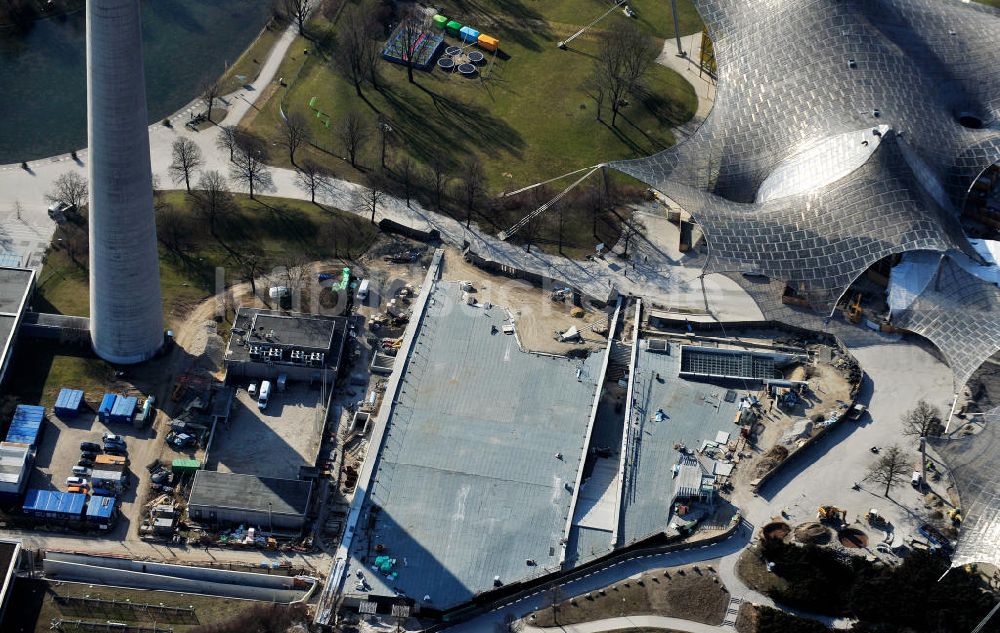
[66,476,88,487]
[71,466,90,476]
[80,442,101,452]
[102,432,124,443]
[77,458,94,468]
[248,383,257,397]
[47,200,74,223]
[67,485,86,494]
[80,451,98,461]
[103,439,126,450]
[104,446,128,457]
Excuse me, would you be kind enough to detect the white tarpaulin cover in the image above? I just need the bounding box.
[887,251,941,315]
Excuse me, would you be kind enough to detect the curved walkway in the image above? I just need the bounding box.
[525,614,722,633]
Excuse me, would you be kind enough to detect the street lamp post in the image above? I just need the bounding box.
[671,0,684,57]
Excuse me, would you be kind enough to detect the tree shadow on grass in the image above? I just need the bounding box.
[376,82,525,167]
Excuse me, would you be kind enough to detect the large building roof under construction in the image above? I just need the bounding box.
[344,281,605,608]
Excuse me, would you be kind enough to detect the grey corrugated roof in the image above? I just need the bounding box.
[347,281,604,607]
[189,471,312,516]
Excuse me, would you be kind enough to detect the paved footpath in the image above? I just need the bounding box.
[525,614,723,633]
[0,20,760,319]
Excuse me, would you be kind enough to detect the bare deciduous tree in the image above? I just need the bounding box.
[865,445,911,497]
[55,222,89,267]
[295,160,332,204]
[620,210,646,259]
[281,112,311,166]
[337,110,367,167]
[901,400,944,484]
[282,0,313,34]
[334,5,371,97]
[395,156,416,207]
[190,170,234,236]
[236,250,265,300]
[593,23,656,126]
[398,7,423,84]
[428,158,450,211]
[355,172,387,224]
[229,133,273,199]
[216,125,241,162]
[156,203,193,254]
[168,138,204,192]
[46,172,88,210]
[544,585,564,627]
[201,78,222,122]
[459,158,485,229]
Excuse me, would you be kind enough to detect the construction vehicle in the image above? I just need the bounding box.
[818,505,847,525]
[846,293,863,323]
[866,508,888,527]
[948,508,963,524]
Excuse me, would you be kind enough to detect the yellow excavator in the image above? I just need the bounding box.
[818,505,847,525]
[846,293,863,324]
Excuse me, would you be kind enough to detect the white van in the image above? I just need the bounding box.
[258,380,272,410]
[357,279,370,302]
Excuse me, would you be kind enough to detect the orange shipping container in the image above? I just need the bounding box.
[95,454,126,465]
[477,34,499,52]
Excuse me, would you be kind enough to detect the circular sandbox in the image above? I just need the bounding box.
[445,46,462,57]
[468,50,485,64]
[762,521,791,541]
[458,63,477,76]
[838,527,869,548]
[437,57,455,71]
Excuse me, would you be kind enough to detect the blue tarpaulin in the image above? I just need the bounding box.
[6,405,45,447]
[22,489,86,518]
[54,389,84,418]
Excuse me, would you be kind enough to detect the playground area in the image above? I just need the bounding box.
[381,25,444,70]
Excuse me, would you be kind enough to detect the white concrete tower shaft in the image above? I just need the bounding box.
[87,0,164,363]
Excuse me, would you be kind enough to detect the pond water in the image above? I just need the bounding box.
[0,0,272,163]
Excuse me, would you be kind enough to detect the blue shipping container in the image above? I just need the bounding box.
[98,393,117,422]
[54,389,85,418]
[5,405,45,447]
[110,396,138,424]
[86,495,117,526]
[22,489,86,519]
[460,26,480,42]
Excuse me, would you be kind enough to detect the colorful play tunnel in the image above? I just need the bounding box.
[434,15,500,53]
[477,34,499,51]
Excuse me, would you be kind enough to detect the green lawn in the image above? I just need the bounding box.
[538,0,704,39]
[37,193,378,326]
[248,0,698,193]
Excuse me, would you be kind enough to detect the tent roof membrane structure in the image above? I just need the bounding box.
[608,0,1000,388]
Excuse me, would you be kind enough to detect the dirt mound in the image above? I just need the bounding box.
[754,445,789,476]
[838,528,869,548]
[794,522,831,544]
[762,521,791,541]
